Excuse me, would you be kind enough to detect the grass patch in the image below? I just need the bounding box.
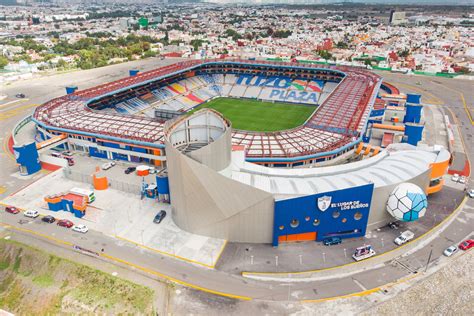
[190,97,316,132]
[13,251,22,273]
[0,280,23,310]
[70,266,153,313]
[0,261,9,270]
[32,274,54,287]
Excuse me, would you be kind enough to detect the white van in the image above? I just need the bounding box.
[394,230,414,245]
[24,210,39,218]
[70,188,96,203]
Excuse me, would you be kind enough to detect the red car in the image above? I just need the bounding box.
[5,206,20,214]
[458,239,474,251]
[57,219,74,228]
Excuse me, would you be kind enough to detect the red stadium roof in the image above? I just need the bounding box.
[33,59,381,160]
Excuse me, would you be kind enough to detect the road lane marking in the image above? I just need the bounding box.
[0,103,39,121]
[432,83,473,125]
[0,99,30,109]
[394,82,444,105]
[352,278,367,291]
[301,273,419,303]
[0,222,73,247]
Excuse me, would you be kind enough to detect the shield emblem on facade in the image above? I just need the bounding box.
[317,195,332,212]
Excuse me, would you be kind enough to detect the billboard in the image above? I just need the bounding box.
[273,184,374,246]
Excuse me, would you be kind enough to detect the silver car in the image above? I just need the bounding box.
[443,245,458,257]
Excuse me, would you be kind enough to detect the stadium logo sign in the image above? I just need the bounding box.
[269,89,319,103]
[317,195,332,212]
[236,75,292,88]
[332,200,369,211]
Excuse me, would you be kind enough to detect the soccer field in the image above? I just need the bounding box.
[191,98,316,132]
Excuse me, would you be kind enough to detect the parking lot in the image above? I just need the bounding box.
[1,164,226,267]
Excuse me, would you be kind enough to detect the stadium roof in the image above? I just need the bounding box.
[33,59,382,161]
[227,143,446,200]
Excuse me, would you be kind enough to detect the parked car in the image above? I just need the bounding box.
[61,151,73,158]
[468,189,474,198]
[101,161,116,170]
[23,210,39,218]
[458,239,474,251]
[57,219,74,228]
[387,221,399,229]
[459,176,466,184]
[443,245,458,257]
[124,166,136,174]
[72,224,89,233]
[42,215,56,223]
[51,152,62,158]
[153,210,167,224]
[352,245,376,261]
[323,236,342,246]
[15,93,26,98]
[5,206,20,214]
[451,174,460,182]
[394,230,414,246]
[149,167,158,174]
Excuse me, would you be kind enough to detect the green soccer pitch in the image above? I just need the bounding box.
[190,98,316,132]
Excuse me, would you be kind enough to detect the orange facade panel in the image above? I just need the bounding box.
[427,179,444,195]
[278,232,317,243]
[430,159,450,180]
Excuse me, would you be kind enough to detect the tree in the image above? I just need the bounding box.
[57,58,67,69]
[273,30,292,38]
[0,56,8,69]
[398,49,410,58]
[224,29,241,41]
[317,50,332,60]
[336,41,349,49]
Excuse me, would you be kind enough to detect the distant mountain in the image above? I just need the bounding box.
[208,0,474,5]
[0,0,18,5]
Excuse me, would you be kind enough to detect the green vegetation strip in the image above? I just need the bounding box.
[0,239,155,314]
[191,98,316,132]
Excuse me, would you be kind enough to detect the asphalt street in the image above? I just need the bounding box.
[0,63,473,301]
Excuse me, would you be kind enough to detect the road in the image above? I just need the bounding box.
[0,64,473,302]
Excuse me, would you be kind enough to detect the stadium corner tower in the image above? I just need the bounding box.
[30,60,450,245]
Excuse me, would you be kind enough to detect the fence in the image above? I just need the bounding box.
[63,169,142,195]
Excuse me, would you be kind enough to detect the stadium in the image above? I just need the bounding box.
[14,59,451,245]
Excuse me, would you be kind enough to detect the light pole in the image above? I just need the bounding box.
[425,245,433,272]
